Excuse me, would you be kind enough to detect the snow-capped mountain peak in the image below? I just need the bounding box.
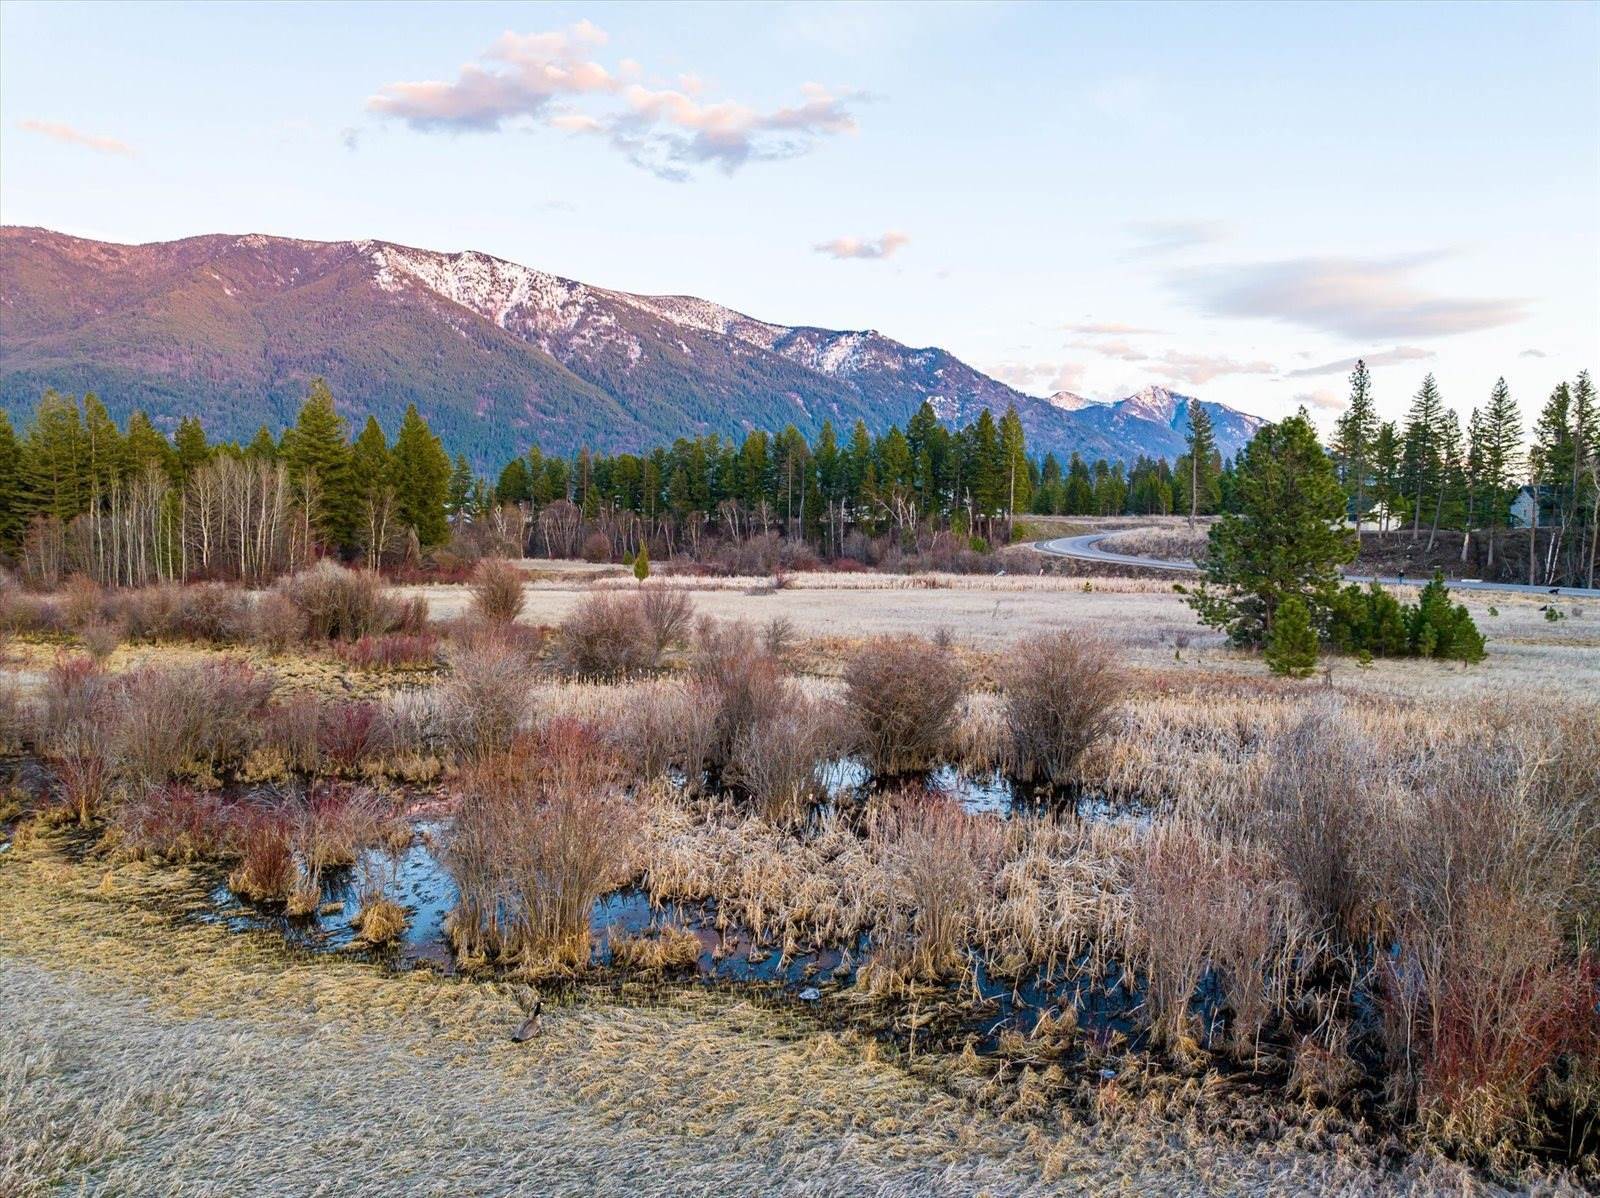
[1044,390,1105,412]
[1118,384,1186,425]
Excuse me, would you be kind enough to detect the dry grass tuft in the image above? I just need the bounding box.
[446,721,638,973]
[353,895,409,946]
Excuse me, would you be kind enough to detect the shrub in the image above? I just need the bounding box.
[442,638,530,758]
[637,586,693,660]
[445,722,637,972]
[61,574,104,629]
[112,784,237,861]
[727,697,839,826]
[273,560,408,641]
[1252,707,1382,946]
[78,618,123,661]
[36,655,117,825]
[296,784,384,870]
[1265,596,1318,677]
[841,636,968,776]
[115,661,274,786]
[315,701,388,775]
[552,591,660,679]
[580,532,612,563]
[249,590,304,652]
[331,633,439,671]
[1409,572,1485,663]
[691,620,786,771]
[227,806,296,902]
[1003,632,1125,787]
[469,557,525,626]
[1130,822,1308,1053]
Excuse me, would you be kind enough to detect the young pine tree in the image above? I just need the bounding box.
[1265,595,1319,677]
[1183,410,1356,647]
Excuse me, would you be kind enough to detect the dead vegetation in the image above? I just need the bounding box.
[3,569,1598,1181]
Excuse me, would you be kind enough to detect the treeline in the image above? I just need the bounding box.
[0,383,457,585]
[491,398,1228,549]
[4,362,1591,588]
[1331,363,1597,588]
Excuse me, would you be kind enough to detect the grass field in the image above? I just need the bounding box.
[3,562,1596,1195]
[0,835,1538,1197]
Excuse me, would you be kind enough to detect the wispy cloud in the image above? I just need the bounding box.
[813,230,909,260]
[1284,345,1435,379]
[1146,350,1277,386]
[1066,336,1277,385]
[367,22,860,180]
[1172,252,1525,339]
[1062,321,1164,335]
[1519,348,1547,359]
[19,119,134,157]
[1124,219,1226,259]
[1294,388,1346,413]
[991,360,1087,396]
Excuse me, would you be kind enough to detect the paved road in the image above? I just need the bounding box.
[1034,531,1600,598]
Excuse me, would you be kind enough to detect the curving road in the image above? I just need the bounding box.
[1034,531,1600,598]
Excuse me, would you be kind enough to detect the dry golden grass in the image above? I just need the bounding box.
[4,829,1555,1197]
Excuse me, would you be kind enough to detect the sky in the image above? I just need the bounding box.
[2,0,1597,429]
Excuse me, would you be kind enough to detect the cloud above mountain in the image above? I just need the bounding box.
[367,21,859,179]
[813,231,909,260]
[1285,345,1435,379]
[18,119,134,157]
[1172,253,1525,339]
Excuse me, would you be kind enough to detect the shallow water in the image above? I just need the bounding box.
[200,767,1158,1049]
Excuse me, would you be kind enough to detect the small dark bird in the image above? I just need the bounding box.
[512,999,543,1043]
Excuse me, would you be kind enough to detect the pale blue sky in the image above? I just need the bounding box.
[2,0,1596,427]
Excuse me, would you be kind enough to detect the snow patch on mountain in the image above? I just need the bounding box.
[1045,390,1104,412]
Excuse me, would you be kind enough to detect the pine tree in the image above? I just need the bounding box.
[280,380,356,550]
[174,416,211,478]
[81,394,126,497]
[446,454,475,524]
[1181,400,1219,529]
[0,410,23,552]
[633,543,650,582]
[1529,382,1575,586]
[1183,410,1357,647]
[1479,378,1522,570]
[1401,373,1444,538]
[351,415,394,566]
[123,411,176,482]
[24,390,89,520]
[244,424,279,462]
[1427,407,1463,552]
[999,404,1031,516]
[1265,595,1319,677]
[1331,360,1377,536]
[1371,421,1402,532]
[390,404,451,548]
[1574,371,1599,587]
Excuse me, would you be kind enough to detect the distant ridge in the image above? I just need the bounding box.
[0,226,1267,468]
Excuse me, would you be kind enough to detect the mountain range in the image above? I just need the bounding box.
[0,226,1266,470]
